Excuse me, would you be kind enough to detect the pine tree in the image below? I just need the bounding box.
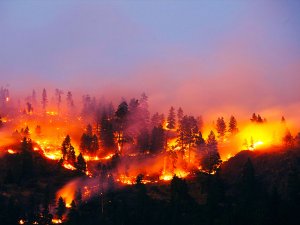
[139,93,150,127]
[67,145,76,165]
[283,129,294,148]
[67,200,78,225]
[137,128,150,153]
[100,112,115,150]
[76,153,87,173]
[177,115,199,162]
[62,135,73,160]
[66,91,74,107]
[56,197,66,220]
[250,113,257,122]
[177,107,184,126]
[42,88,48,111]
[150,125,165,153]
[228,115,238,134]
[216,117,226,138]
[202,131,221,173]
[55,89,63,112]
[167,106,176,129]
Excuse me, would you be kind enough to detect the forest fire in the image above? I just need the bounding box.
[0,87,299,225]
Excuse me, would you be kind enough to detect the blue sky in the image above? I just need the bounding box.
[0,0,300,115]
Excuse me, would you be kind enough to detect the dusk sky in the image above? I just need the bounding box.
[1,0,300,116]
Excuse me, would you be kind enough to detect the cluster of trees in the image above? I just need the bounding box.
[80,125,99,155]
[60,135,87,174]
[250,113,267,123]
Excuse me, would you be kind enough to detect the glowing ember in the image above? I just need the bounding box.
[63,163,76,171]
[19,219,25,224]
[7,149,16,154]
[52,219,62,224]
[116,175,135,185]
[46,111,58,116]
[160,169,189,181]
[100,153,114,160]
[160,173,173,181]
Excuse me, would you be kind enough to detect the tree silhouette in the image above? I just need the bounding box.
[41,88,48,111]
[167,106,176,129]
[228,115,238,134]
[56,197,66,220]
[76,153,87,173]
[202,131,221,173]
[150,125,165,153]
[62,135,73,160]
[216,117,226,139]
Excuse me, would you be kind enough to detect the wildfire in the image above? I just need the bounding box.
[56,180,78,208]
[116,174,135,185]
[83,155,99,161]
[101,153,114,160]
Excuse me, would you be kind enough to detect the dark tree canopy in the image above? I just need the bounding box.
[167,106,176,130]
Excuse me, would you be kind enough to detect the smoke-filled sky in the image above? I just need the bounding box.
[1,0,300,116]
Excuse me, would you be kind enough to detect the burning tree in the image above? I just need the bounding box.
[115,101,129,153]
[228,115,238,134]
[150,125,165,153]
[216,117,226,140]
[80,124,99,154]
[61,135,73,161]
[99,112,115,151]
[177,115,198,162]
[167,106,176,129]
[75,153,87,173]
[201,131,221,173]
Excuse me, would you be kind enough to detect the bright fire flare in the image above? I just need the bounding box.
[7,149,16,154]
[63,163,76,171]
[52,219,62,224]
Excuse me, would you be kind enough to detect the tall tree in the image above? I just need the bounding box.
[151,112,164,128]
[283,129,294,148]
[167,106,176,129]
[66,91,74,108]
[55,89,63,113]
[76,153,87,173]
[137,128,150,153]
[150,125,165,153]
[41,88,48,111]
[177,107,184,126]
[56,197,66,220]
[62,135,73,160]
[99,112,115,150]
[139,93,150,127]
[177,115,199,162]
[67,145,76,165]
[115,101,128,153]
[32,89,37,106]
[202,131,221,173]
[228,115,238,134]
[216,117,226,139]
